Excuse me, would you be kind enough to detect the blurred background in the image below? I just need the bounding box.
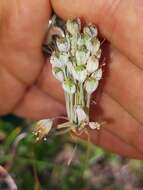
[0,115,143,190]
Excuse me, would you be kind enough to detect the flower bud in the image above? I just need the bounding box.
[74,65,87,82]
[52,67,64,82]
[87,55,99,73]
[75,105,88,124]
[83,25,98,37]
[92,38,101,55]
[66,19,81,36]
[76,47,90,65]
[88,38,100,55]
[33,119,53,141]
[85,78,99,94]
[50,51,69,67]
[63,79,76,94]
[92,68,102,80]
[89,122,100,130]
[56,37,70,52]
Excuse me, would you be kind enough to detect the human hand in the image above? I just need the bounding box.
[0,0,65,119]
[50,0,143,159]
[1,0,143,159]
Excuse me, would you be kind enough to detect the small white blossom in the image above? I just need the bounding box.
[50,51,69,67]
[87,55,99,73]
[75,105,88,124]
[76,48,90,65]
[85,78,99,94]
[66,19,81,36]
[33,119,53,140]
[89,122,100,130]
[56,37,70,52]
[74,65,87,82]
[92,68,102,80]
[92,39,101,55]
[63,79,76,94]
[52,67,64,82]
[83,25,98,37]
[87,38,100,55]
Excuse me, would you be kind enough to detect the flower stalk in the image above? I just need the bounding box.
[33,18,103,140]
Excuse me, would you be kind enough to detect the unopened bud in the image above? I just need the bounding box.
[83,25,98,38]
[63,79,76,94]
[52,67,64,82]
[74,65,87,82]
[66,19,81,36]
[87,55,99,73]
[85,78,99,94]
[56,37,70,52]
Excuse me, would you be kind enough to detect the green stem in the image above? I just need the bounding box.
[65,92,70,119]
[86,93,91,114]
[80,83,84,106]
[69,94,73,123]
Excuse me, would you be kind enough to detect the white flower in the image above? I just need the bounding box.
[63,79,76,94]
[67,62,87,82]
[75,105,88,124]
[33,119,53,141]
[52,67,64,82]
[74,65,87,82]
[50,51,69,67]
[87,38,100,54]
[83,25,98,37]
[92,38,101,55]
[89,122,100,130]
[76,47,90,65]
[66,19,81,36]
[92,68,102,80]
[56,37,70,52]
[85,78,99,94]
[70,35,78,55]
[87,55,99,73]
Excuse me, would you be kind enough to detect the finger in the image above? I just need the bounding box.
[80,128,143,160]
[89,92,143,159]
[51,0,143,68]
[104,45,143,126]
[13,86,65,120]
[0,66,26,115]
[0,0,51,85]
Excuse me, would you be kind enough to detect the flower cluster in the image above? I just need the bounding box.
[50,19,102,127]
[33,18,103,140]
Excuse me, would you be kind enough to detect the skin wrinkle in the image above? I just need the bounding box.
[96,92,143,154]
[97,0,122,39]
[0,66,26,115]
[13,86,66,120]
[97,128,143,159]
[0,0,52,115]
[104,46,143,127]
[0,0,51,85]
[80,124,143,159]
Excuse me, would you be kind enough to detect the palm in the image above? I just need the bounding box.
[1,0,143,159]
[0,0,64,118]
[50,0,143,159]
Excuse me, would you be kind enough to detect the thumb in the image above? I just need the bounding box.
[51,0,143,68]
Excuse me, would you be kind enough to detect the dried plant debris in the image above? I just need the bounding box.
[33,18,104,141]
